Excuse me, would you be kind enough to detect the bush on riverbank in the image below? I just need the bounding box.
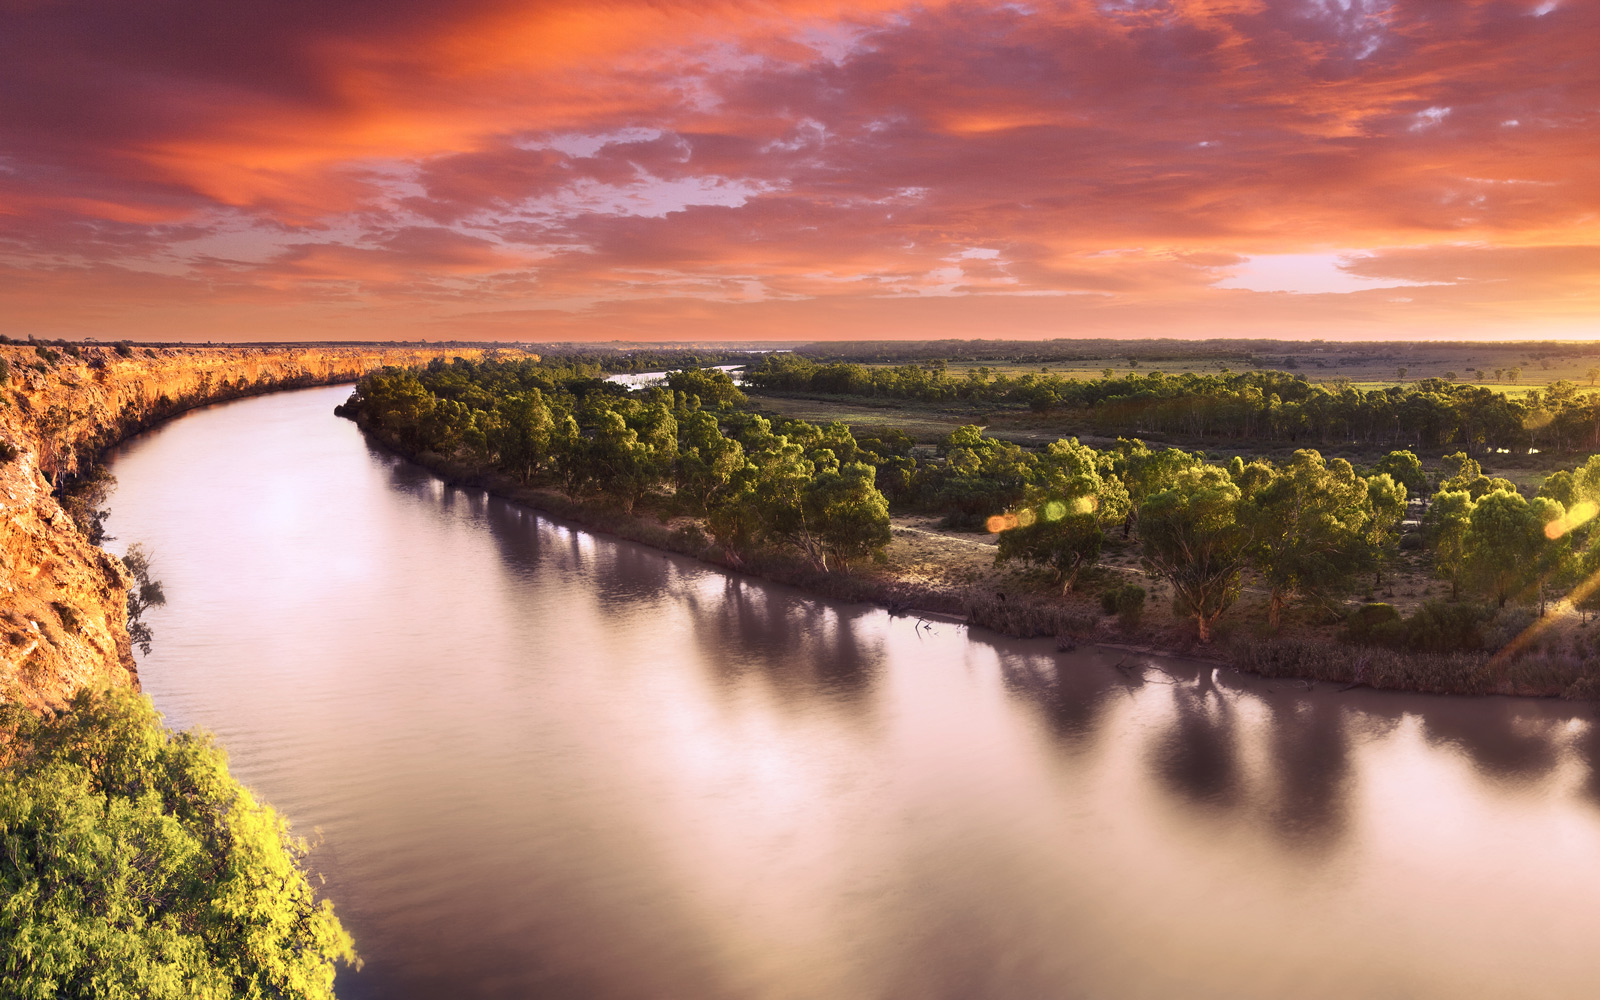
[1237,638,1496,693]
[0,689,355,999]
[967,596,1099,641]
[1236,637,1600,697]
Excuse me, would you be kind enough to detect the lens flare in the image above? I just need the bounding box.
[1017,508,1037,527]
[986,513,1021,533]
[1043,500,1067,521]
[1544,500,1598,540]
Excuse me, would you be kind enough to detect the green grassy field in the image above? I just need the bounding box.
[812,340,1600,395]
[741,340,1600,491]
[855,362,1596,396]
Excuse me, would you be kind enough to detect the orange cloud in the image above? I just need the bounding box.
[1,0,1598,340]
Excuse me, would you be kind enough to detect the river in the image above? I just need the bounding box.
[104,385,1600,999]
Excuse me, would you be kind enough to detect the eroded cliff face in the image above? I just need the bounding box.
[0,344,484,711]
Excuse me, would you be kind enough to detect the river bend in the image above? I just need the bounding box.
[105,385,1600,999]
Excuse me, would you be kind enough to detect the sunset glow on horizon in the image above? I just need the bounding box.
[2,0,1598,342]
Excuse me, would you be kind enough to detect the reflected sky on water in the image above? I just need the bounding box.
[106,385,1600,1000]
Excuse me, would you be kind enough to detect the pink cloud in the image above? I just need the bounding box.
[0,0,1596,340]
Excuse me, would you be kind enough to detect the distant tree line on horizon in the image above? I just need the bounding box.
[744,354,1600,454]
[783,337,1600,366]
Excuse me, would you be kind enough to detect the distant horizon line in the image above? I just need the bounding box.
[7,335,1600,350]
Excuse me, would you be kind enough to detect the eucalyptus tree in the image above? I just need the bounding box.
[802,461,893,571]
[1245,450,1374,626]
[1462,489,1549,607]
[664,367,747,409]
[1526,496,1577,615]
[995,438,1130,592]
[1365,472,1408,588]
[489,389,553,484]
[1110,438,1201,535]
[675,410,746,513]
[1371,450,1428,499]
[932,425,1036,529]
[1422,489,1475,599]
[1139,465,1251,643]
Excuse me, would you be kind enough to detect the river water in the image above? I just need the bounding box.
[104,385,1600,999]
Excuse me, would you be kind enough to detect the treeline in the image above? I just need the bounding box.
[347,357,1414,640]
[349,356,1600,652]
[522,346,763,373]
[790,338,1600,367]
[746,354,1600,454]
[347,358,893,571]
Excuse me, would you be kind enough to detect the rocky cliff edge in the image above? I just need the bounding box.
[0,344,489,710]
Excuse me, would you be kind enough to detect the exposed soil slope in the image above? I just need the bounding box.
[0,344,481,710]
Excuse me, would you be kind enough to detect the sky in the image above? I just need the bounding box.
[1,0,1597,343]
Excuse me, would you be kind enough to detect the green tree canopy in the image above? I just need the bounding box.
[1463,489,1550,607]
[1365,472,1409,587]
[996,437,1129,592]
[1,691,355,999]
[1139,466,1251,642]
[802,461,892,570]
[663,367,747,409]
[1423,489,1475,598]
[1245,450,1374,626]
[1371,450,1427,498]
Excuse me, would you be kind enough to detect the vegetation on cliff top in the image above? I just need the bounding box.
[0,690,356,999]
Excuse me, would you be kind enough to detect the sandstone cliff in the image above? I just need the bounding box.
[0,344,485,711]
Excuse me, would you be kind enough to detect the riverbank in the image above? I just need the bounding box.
[344,405,1600,700]
[0,344,487,710]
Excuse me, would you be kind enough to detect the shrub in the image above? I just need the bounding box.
[0,356,9,385]
[115,341,134,357]
[0,440,17,463]
[1100,582,1146,627]
[1346,599,1491,653]
[1345,602,1400,642]
[34,345,59,365]
[1235,638,1495,693]
[1116,584,1145,628]
[968,596,1097,639]
[1485,606,1539,650]
[1408,600,1493,652]
[669,522,710,552]
[0,690,356,998]
[1562,676,1600,700]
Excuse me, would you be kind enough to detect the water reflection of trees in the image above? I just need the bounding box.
[1414,703,1562,782]
[979,627,1600,850]
[994,646,1119,752]
[393,460,891,709]
[388,446,1600,833]
[1261,696,1351,845]
[677,578,883,704]
[1149,685,1241,810]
